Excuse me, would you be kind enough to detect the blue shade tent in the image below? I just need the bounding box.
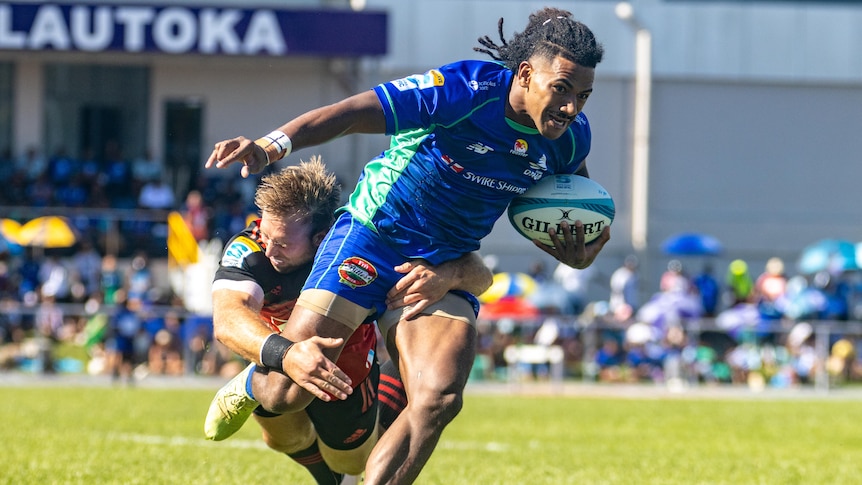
[797,239,858,274]
[661,233,723,256]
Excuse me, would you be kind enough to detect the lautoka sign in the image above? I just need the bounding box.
[0,3,387,56]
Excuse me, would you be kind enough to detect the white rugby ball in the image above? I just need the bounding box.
[507,174,614,246]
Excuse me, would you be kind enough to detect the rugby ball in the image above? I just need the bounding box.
[507,174,614,246]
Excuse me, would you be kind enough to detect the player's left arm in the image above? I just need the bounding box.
[211,286,271,364]
[386,252,493,320]
[535,160,610,269]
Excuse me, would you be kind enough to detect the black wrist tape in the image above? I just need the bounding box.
[260,334,294,373]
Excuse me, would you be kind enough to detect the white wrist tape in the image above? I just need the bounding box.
[254,130,292,166]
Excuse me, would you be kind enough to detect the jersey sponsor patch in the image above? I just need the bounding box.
[221,236,259,268]
[391,69,444,91]
[511,139,529,157]
[338,257,378,288]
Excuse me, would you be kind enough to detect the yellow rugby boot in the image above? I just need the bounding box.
[204,363,259,441]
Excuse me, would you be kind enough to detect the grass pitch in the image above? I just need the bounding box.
[3,380,861,484]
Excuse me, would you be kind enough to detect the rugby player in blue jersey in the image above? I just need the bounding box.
[205,157,491,484]
[205,7,609,483]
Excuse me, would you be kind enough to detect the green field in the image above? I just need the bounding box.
[3,381,861,484]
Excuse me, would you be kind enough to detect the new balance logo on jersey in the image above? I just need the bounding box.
[466,142,494,155]
[530,155,548,171]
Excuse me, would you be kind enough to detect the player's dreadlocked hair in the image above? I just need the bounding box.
[255,155,341,237]
[474,7,604,71]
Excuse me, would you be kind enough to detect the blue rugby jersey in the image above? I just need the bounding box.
[344,59,592,265]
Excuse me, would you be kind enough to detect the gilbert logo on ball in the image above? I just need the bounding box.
[507,174,615,246]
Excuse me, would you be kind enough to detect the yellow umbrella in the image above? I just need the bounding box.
[478,272,538,303]
[17,216,78,248]
[0,218,22,245]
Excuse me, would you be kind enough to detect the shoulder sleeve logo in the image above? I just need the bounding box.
[221,236,259,268]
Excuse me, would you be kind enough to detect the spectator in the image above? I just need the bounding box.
[35,291,63,341]
[38,256,71,303]
[103,141,134,208]
[72,240,102,296]
[56,173,89,207]
[105,290,142,385]
[14,250,41,299]
[33,291,63,373]
[100,254,123,305]
[553,262,599,315]
[47,146,79,187]
[125,252,153,303]
[27,173,54,207]
[755,257,787,320]
[595,335,625,382]
[81,294,109,352]
[693,263,720,317]
[79,146,102,185]
[661,259,690,294]
[725,259,754,306]
[16,145,47,181]
[182,190,210,242]
[138,177,176,210]
[147,311,184,375]
[609,254,639,320]
[132,148,162,183]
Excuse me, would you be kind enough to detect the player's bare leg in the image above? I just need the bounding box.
[363,314,476,484]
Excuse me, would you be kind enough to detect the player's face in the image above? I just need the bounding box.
[258,212,318,273]
[515,55,595,140]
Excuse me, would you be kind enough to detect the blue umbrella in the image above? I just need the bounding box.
[797,239,858,274]
[661,233,723,256]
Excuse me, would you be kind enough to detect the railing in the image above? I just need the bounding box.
[3,288,860,393]
[479,315,862,393]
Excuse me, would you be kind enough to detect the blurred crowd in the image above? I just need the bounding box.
[471,256,862,389]
[1,143,860,389]
[0,246,248,383]
[0,143,263,382]
[0,144,260,255]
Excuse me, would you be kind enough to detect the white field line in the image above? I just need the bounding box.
[106,432,538,454]
[106,432,268,450]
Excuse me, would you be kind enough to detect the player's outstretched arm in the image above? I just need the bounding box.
[205,91,386,178]
[386,252,493,320]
